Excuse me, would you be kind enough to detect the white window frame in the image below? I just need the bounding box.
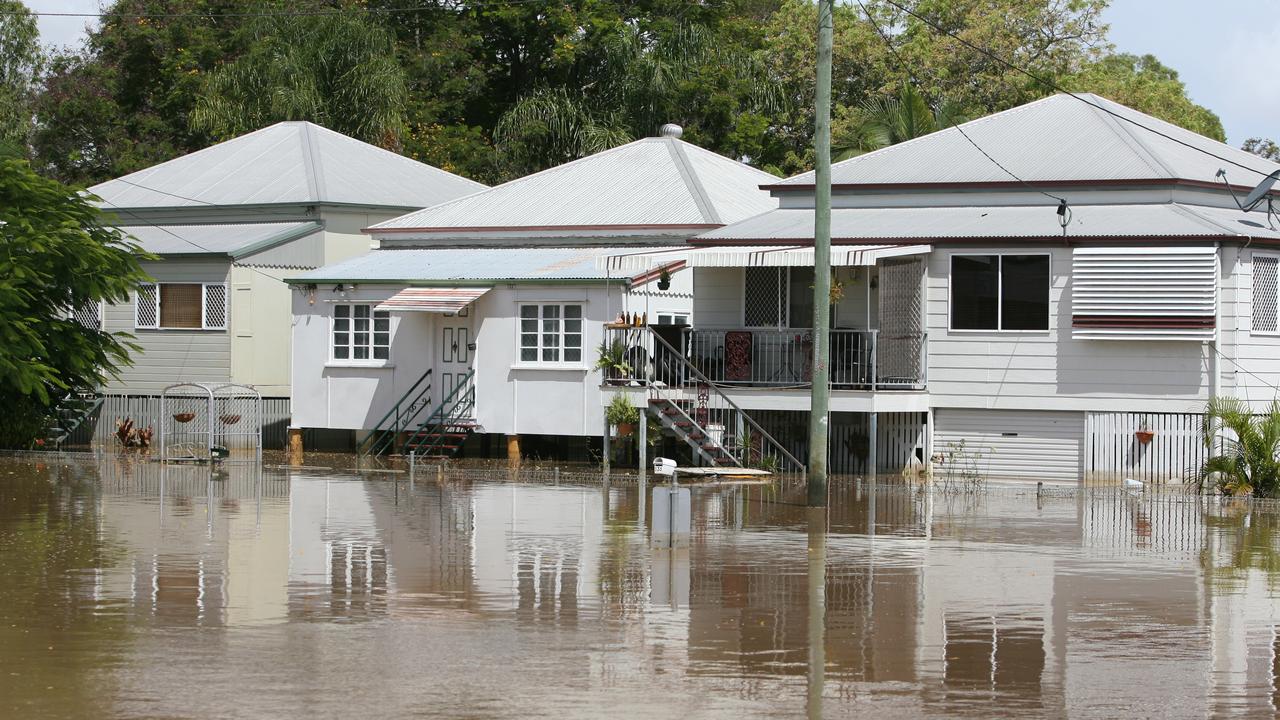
[948,252,1052,333]
[134,282,227,331]
[329,303,391,364]
[656,310,691,325]
[1252,250,1280,336]
[517,302,584,366]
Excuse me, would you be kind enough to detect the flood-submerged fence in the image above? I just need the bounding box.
[1084,412,1208,485]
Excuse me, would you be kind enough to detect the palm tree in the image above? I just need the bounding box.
[1197,397,1280,497]
[832,84,970,161]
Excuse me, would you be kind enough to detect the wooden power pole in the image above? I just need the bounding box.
[807,0,834,507]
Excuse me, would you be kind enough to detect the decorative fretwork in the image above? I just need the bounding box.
[204,283,227,329]
[71,301,102,330]
[135,284,158,328]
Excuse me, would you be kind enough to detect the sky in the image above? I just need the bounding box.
[23,0,1280,148]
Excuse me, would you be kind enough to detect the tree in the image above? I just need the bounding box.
[1066,53,1225,141]
[0,0,41,155]
[191,12,408,148]
[1242,137,1280,162]
[832,83,969,160]
[0,158,152,448]
[1197,397,1280,498]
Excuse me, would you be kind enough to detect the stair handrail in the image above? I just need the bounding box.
[408,370,476,456]
[645,328,806,472]
[650,384,743,467]
[357,368,433,455]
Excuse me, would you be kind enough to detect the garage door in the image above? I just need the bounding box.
[934,409,1084,483]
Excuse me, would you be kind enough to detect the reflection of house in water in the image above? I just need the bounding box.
[95,458,291,627]
[287,476,389,619]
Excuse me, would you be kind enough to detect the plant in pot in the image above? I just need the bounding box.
[1135,416,1155,445]
[657,268,671,291]
[595,338,633,384]
[606,394,640,437]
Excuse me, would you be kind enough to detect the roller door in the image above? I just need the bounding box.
[934,409,1084,483]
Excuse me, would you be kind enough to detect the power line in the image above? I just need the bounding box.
[852,0,1065,205]
[1,1,554,20]
[870,0,1271,180]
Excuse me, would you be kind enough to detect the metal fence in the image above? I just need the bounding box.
[67,395,292,450]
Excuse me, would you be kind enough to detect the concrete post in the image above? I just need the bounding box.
[603,416,611,480]
[639,408,648,482]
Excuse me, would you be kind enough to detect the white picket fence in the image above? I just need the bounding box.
[1083,412,1208,485]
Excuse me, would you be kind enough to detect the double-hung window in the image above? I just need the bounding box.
[519,303,583,363]
[135,283,227,330]
[950,254,1050,331]
[332,304,390,361]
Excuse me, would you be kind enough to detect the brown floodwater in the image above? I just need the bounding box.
[2,453,1279,719]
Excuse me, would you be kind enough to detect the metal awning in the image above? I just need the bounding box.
[375,287,491,313]
[602,244,931,270]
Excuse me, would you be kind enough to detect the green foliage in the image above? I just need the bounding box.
[191,12,409,147]
[0,0,40,155]
[1197,397,1280,498]
[832,83,970,160]
[594,338,633,377]
[605,393,639,426]
[0,158,152,447]
[1065,53,1225,142]
[1242,137,1280,162]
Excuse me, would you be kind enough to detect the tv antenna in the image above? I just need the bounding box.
[1217,168,1280,229]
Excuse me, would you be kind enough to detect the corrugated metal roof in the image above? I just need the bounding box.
[601,244,931,269]
[375,287,490,312]
[116,221,322,255]
[292,246,677,283]
[778,93,1280,187]
[694,203,1280,242]
[90,122,485,210]
[370,137,778,233]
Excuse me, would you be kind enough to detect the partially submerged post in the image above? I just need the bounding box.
[807,0,835,507]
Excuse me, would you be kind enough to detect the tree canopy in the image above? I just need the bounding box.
[0,0,40,155]
[0,157,151,447]
[21,0,1232,184]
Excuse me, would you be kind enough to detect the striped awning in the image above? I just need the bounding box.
[375,287,490,313]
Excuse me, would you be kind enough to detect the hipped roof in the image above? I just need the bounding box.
[369,136,779,234]
[776,93,1280,189]
[90,122,485,210]
[291,246,673,283]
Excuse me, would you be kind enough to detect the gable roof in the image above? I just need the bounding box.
[89,122,485,210]
[775,93,1280,189]
[369,136,779,233]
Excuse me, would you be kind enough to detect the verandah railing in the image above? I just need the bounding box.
[605,326,806,473]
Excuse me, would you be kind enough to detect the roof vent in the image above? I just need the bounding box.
[658,123,683,139]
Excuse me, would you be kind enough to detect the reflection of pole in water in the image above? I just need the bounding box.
[807,507,827,719]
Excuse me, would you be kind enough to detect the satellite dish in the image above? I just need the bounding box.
[1241,169,1280,212]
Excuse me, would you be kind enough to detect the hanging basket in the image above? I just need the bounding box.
[1135,430,1155,445]
[173,412,196,424]
[615,422,636,438]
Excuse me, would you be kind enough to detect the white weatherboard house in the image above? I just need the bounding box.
[75,122,484,446]
[607,93,1280,483]
[287,126,777,459]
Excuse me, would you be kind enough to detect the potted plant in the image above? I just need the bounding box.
[595,338,633,384]
[1135,416,1155,445]
[657,268,672,291]
[606,394,639,437]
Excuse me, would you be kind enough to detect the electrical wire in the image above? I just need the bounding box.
[870,0,1272,180]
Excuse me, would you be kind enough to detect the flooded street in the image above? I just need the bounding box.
[2,455,1278,719]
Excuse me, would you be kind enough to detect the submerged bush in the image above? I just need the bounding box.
[1197,397,1280,498]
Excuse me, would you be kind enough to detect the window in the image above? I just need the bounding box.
[332,304,390,361]
[950,254,1049,331]
[744,267,815,328]
[135,283,227,330]
[656,311,690,325]
[1254,252,1278,334]
[519,303,582,363]
[69,301,103,330]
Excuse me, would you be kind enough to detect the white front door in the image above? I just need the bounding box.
[437,308,474,399]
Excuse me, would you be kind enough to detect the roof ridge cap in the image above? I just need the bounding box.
[298,122,327,202]
[1168,202,1246,235]
[673,140,781,181]
[1083,94,1178,179]
[666,138,720,223]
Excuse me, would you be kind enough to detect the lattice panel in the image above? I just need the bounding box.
[743,267,784,327]
[135,284,158,328]
[1254,254,1278,334]
[204,283,227,329]
[877,257,925,380]
[72,301,102,330]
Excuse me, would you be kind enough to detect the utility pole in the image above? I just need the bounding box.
[807,0,834,507]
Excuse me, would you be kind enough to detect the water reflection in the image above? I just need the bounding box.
[1,456,1280,717]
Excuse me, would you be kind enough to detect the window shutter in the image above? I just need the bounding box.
[135,284,158,329]
[1071,246,1217,341]
[203,283,228,329]
[1253,253,1278,334]
[71,301,103,330]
